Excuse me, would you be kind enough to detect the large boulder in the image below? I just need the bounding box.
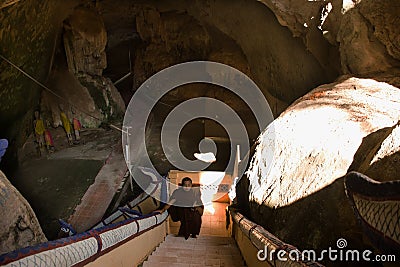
[0,170,46,254]
[238,74,400,252]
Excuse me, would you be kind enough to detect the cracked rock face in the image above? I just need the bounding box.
[0,170,47,254]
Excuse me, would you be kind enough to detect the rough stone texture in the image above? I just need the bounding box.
[98,0,337,116]
[237,74,400,251]
[349,120,400,183]
[63,7,107,76]
[133,8,213,90]
[40,6,125,128]
[2,0,400,146]
[360,2,400,61]
[40,69,103,128]
[41,71,125,128]
[337,7,396,75]
[0,2,125,163]
[258,0,400,74]
[0,170,47,254]
[0,0,80,150]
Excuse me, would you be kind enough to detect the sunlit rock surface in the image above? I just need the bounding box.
[238,74,400,250]
[0,170,46,254]
[259,0,400,74]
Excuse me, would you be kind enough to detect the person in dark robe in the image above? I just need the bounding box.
[156,177,204,239]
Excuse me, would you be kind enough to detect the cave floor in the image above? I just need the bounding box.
[10,127,122,240]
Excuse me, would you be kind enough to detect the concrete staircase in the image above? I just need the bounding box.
[141,234,246,267]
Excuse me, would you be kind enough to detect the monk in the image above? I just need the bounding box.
[156,177,204,239]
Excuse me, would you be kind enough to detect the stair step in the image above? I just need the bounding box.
[162,239,236,246]
[146,255,179,263]
[142,234,245,267]
[143,261,246,267]
[152,250,243,260]
[142,262,193,267]
[161,241,236,246]
[164,236,234,244]
[157,245,238,251]
[157,244,239,253]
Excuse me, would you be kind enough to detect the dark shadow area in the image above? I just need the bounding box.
[10,159,103,240]
[348,121,400,182]
[238,176,386,266]
[144,83,260,175]
[348,126,393,173]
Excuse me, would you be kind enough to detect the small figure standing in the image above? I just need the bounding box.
[71,107,81,142]
[44,121,55,152]
[73,117,81,141]
[59,104,73,145]
[33,111,45,154]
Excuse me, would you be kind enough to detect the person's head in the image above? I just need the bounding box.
[181,177,192,191]
[34,110,39,119]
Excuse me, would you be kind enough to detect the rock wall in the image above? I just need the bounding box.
[1,0,399,145]
[132,7,252,103]
[0,170,46,254]
[42,6,125,128]
[237,73,400,251]
[114,0,338,115]
[64,7,107,76]
[0,2,125,163]
[0,0,80,155]
[258,0,400,74]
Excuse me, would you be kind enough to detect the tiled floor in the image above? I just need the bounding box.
[68,143,127,232]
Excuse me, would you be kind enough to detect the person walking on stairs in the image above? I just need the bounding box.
[156,177,204,239]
